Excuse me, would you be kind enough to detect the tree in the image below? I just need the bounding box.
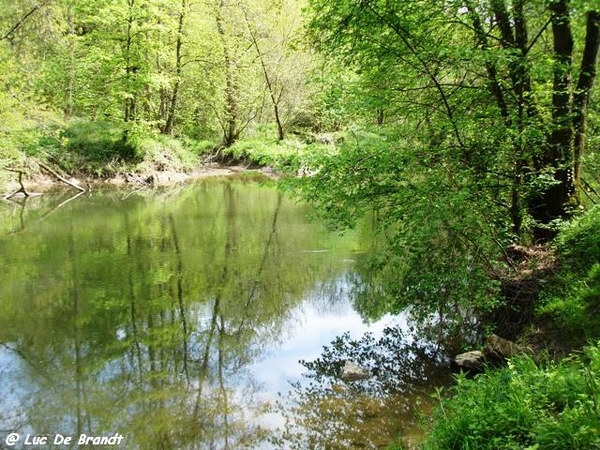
[298,0,600,329]
[161,0,187,135]
[241,0,315,141]
[306,0,600,242]
[214,0,241,146]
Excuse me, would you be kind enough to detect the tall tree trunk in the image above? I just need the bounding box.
[163,0,187,135]
[216,0,239,147]
[530,0,575,242]
[573,11,600,193]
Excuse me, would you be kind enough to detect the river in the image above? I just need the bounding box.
[0,177,453,449]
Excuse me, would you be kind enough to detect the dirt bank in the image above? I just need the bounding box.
[1,163,276,196]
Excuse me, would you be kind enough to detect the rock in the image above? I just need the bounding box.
[453,335,526,372]
[454,350,486,371]
[483,334,524,365]
[341,361,372,381]
[315,133,335,145]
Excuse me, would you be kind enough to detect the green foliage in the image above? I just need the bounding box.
[291,127,505,335]
[0,0,320,173]
[555,206,600,274]
[41,121,199,176]
[61,121,132,160]
[536,207,600,337]
[221,137,330,172]
[304,0,600,244]
[420,345,600,450]
[186,139,219,156]
[47,121,136,175]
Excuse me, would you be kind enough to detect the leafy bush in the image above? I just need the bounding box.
[417,344,600,450]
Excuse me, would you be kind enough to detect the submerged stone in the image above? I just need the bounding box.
[341,361,372,381]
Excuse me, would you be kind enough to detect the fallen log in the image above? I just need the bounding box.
[34,159,86,192]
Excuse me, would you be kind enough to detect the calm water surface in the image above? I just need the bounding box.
[0,178,451,449]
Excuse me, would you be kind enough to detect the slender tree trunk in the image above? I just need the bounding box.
[573,11,600,193]
[468,2,522,236]
[243,9,285,140]
[163,0,187,135]
[216,0,239,147]
[65,1,75,118]
[124,0,136,123]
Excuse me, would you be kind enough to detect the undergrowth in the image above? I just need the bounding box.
[393,206,600,449]
[410,346,600,450]
[536,206,600,342]
[217,137,332,173]
[38,121,203,177]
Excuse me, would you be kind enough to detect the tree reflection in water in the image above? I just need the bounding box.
[0,180,363,449]
[0,180,455,449]
[274,326,455,449]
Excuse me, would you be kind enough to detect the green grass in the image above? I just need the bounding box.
[536,206,600,340]
[219,137,333,173]
[406,346,600,450]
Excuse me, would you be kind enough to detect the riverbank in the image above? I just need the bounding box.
[0,120,334,195]
[0,163,274,196]
[397,206,600,449]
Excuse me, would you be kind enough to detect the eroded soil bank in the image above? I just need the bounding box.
[1,163,277,196]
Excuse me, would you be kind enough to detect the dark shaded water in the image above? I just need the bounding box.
[0,178,452,449]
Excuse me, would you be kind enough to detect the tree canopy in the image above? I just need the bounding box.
[1,0,599,330]
[288,0,600,329]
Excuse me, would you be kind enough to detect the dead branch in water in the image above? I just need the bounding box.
[34,159,86,192]
[2,168,43,200]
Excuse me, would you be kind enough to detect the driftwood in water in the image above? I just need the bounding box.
[35,159,86,192]
[2,168,43,200]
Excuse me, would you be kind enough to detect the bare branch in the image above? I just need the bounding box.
[1,2,46,41]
